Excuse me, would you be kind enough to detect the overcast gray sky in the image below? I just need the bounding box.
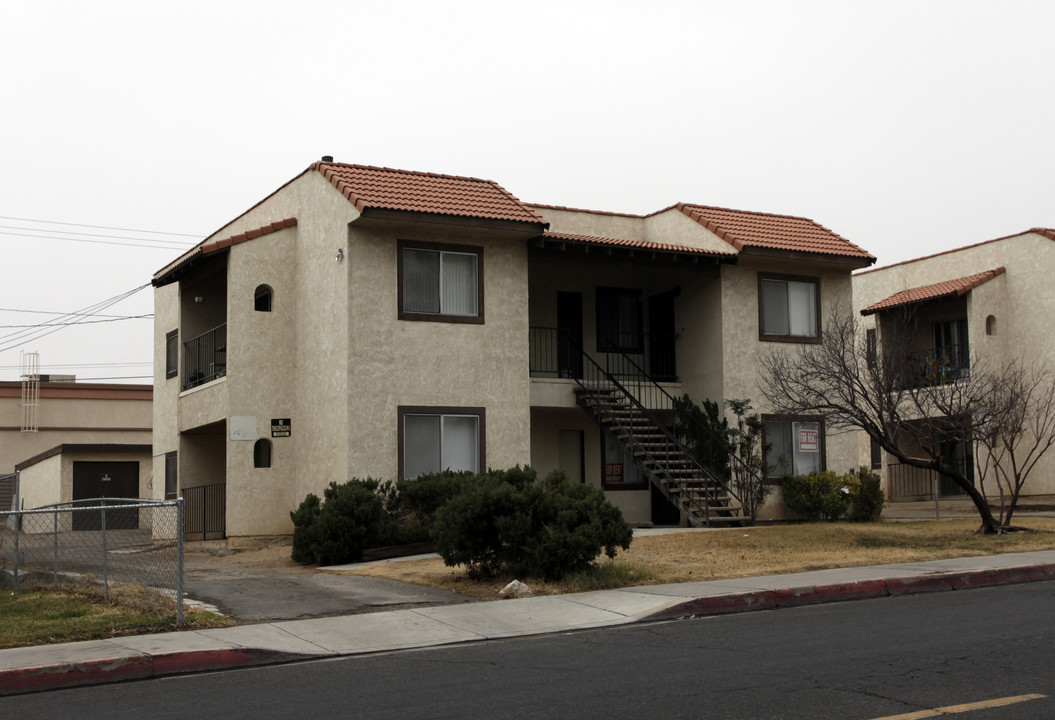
[1,0,1052,383]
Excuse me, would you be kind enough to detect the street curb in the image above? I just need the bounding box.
[638,563,1055,622]
[0,648,313,697]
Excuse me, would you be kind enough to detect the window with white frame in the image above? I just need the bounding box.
[399,407,484,480]
[759,274,820,341]
[399,240,483,323]
[764,417,823,478]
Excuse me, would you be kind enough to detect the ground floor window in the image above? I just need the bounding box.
[164,451,177,499]
[399,406,485,480]
[764,417,824,478]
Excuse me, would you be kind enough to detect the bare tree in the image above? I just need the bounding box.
[759,304,1014,534]
[975,363,1055,526]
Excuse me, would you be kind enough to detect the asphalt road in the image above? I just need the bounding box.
[4,581,1055,718]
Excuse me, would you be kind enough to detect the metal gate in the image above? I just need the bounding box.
[182,483,226,540]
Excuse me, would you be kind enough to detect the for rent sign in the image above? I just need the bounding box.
[798,428,819,452]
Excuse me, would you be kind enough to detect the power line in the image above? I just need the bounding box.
[0,224,196,247]
[0,362,152,370]
[0,283,151,353]
[0,315,152,328]
[0,215,201,238]
[0,308,148,318]
[0,229,195,251]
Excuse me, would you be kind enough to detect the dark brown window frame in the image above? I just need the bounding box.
[164,451,178,499]
[757,272,822,344]
[397,405,486,480]
[397,239,485,324]
[165,330,179,379]
[761,413,826,481]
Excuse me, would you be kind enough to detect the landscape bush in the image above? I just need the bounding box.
[430,466,633,580]
[781,470,858,522]
[847,466,885,522]
[290,478,397,565]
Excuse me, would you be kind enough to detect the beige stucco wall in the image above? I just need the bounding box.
[345,220,533,486]
[853,231,1055,496]
[152,282,180,501]
[16,454,62,509]
[1,386,152,478]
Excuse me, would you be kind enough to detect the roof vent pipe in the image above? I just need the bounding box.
[321,155,334,162]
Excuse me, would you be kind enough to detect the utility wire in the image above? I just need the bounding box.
[0,307,149,318]
[0,284,151,353]
[0,215,201,238]
[0,315,152,328]
[0,224,195,247]
[0,229,195,251]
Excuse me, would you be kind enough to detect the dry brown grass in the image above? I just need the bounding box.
[342,519,1055,599]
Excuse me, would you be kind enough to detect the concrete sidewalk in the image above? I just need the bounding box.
[3,549,1055,697]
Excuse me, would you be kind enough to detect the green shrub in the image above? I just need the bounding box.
[430,466,633,580]
[847,466,885,522]
[290,478,397,565]
[782,470,857,522]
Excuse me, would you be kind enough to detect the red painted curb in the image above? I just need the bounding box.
[885,575,956,596]
[0,648,311,697]
[773,580,888,608]
[949,564,1055,590]
[644,591,776,620]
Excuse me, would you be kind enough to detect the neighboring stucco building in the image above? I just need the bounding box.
[853,228,1055,500]
[153,159,874,539]
[0,380,153,508]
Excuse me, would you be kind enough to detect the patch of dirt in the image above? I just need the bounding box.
[184,539,311,579]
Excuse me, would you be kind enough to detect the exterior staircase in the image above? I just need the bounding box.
[575,385,745,527]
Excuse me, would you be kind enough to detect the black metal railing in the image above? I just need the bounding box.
[183,324,227,390]
[896,344,970,389]
[529,327,677,382]
[182,483,226,540]
[888,459,972,500]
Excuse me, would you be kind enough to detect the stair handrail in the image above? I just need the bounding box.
[597,347,768,514]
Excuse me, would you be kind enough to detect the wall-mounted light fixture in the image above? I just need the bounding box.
[336,248,344,263]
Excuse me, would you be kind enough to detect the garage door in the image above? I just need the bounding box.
[72,461,140,531]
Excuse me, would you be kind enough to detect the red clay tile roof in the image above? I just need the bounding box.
[860,268,1006,315]
[313,161,547,227]
[677,203,875,262]
[153,218,297,286]
[200,218,297,255]
[542,231,735,258]
[1033,228,1055,241]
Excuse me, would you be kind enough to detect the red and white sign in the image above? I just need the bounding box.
[798,429,819,452]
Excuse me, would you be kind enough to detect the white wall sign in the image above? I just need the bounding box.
[230,416,258,441]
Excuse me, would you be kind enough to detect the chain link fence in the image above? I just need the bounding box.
[1,498,185,628]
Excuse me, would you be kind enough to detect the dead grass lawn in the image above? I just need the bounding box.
[342,519,1055,600]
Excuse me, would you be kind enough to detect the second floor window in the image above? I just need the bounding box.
[759,274,820,342]
[399,241,483,323]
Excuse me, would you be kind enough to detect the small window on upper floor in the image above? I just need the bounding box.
[758,273,821,343]
[254,439,272,468]
[165,330,179,379]
[255,285,273,312]
[986,315,997,336]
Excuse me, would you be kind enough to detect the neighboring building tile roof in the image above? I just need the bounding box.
[1033,227,1055,241]
[541,231,735,258]
[677,203,875,262]
[860,267,1006,315]
[313,161,547,227]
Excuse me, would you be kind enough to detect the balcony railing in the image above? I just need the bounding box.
[529,326,677,381]
[183,324,227,390]
[888,458,973,500]
[896,344,969,389]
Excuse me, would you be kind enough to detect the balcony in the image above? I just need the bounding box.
[529,326,677,381]
[183,324,227,390]
[897,344,969,389]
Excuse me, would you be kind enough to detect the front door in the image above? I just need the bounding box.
[648,291,677,381]
[557,292,583,379]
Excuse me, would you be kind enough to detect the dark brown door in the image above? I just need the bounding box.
[72,461,140,530]
[648,291,677,381]
[557,292,583,379]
